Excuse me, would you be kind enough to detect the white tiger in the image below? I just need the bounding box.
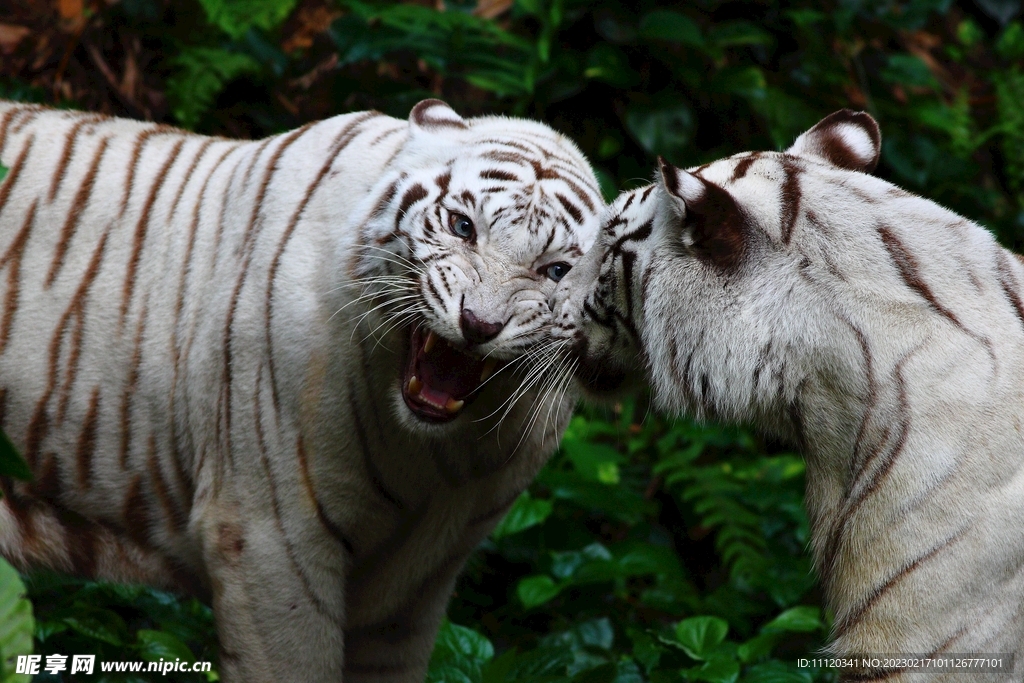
[552,110,1024,680]
[0,98,602,682]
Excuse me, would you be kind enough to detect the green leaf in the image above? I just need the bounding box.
[685,656,739,683]
[0,164,7,183]
[708,22,773,48]
[624,101,695,163]
[675,617,729,661]
[166,47,260,129]
[573,662,617,683]
[517,575,562,609]
[760,606,823,634]
[997,22,1024,60]
[196,0,298,39]
[742,661,813,683]
[881,54,939,88]
[432,620,494,663]
[638,11,703,47]
[63,607,128,647]
[136,629,195,663]
[0,430,30,483]
[0,558,34,683]
[491,492,553,540]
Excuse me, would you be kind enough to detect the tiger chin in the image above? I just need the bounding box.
[555,110,1024,679]
[0,98,602,682]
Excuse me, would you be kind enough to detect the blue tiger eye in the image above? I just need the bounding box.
[450,213,474,239]
[545,262,571,282]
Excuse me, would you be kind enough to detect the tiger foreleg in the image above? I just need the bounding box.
[200,495,348,682]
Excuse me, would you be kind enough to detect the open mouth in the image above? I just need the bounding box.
[401,325,500,423]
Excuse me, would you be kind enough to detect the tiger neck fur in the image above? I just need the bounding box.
[555,110,1024,676]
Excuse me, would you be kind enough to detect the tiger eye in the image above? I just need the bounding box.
[543,262,572,282]
[449,213,475,240]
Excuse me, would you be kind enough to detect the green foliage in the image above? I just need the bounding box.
[26,574,216,682]
[4,0,1024,681]
[0,430,31,484]
[443,402,830,681]
[166,48,261,130]
[0,559,34,683]
[197,0,298,39]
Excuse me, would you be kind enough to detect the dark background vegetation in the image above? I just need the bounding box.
[1,0,1023,680]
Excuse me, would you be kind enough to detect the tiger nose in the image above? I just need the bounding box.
[460,308,504,345]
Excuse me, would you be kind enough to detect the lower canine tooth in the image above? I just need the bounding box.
[480,359,497,382]
[445,398,465,414]
[407,376,423,395]
[423,331,437,354]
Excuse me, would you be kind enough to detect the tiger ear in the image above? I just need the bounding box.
[786,109,881,173]
[657,157,747,270]
[408,99,469,134]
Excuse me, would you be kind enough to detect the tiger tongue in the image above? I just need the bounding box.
[415,331,486,401]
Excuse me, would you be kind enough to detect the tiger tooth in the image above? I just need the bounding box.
[407,375,423,396]
[480,359,497,382]
[445,398,465,414]
[424,330,437,354]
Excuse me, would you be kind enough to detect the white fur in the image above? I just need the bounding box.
[0,100,602,682]
[555,113,1024,680]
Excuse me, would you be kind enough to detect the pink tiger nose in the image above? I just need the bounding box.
[460,308,504,345]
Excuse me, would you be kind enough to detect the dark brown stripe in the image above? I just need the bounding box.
[997,251,1024,334]
[878,225,966,331]
[296,436,356,555]
[0,200,37,355]
[147,433,186,534]
[218,126,320,463]
[835,527,968,636]
[120,303,147,469]
[24,225,110,469]
[396,183,428,226]
[166,138,217,225]
[74,387,100,488]
[0,107,24,153]
[779,156,802,244]
[240,136,276,192]
[119,126,175,217]
[480,169,519,182]
[48,117,99,202]
[555,193,583,224]
[0,134,35,216]
[251,365,344,624]
[349,386,405,510]
[265,113,378,417]
[122,474,153,548]
[730,153,758,182]
[46,136,110,288]
[120,138,186,325]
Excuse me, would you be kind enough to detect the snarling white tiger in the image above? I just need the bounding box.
[553,110,1024,680]
[0,98,602,681]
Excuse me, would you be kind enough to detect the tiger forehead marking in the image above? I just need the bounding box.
[0,98,601,682]
[557,110,1024,676]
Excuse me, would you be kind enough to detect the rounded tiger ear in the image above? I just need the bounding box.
[408,99,469,134]
[656,157,747,270]
[786,109,881,173]
[657,156,705,214]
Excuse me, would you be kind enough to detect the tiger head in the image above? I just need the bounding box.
[553,110,895,426]
[353,100,602,428]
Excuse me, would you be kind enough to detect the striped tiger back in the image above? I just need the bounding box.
[554,110,1024,680]
[0,99,602,682]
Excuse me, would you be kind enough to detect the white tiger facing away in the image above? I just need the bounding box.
[553,110,1024,680]
[0,99,602,682]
